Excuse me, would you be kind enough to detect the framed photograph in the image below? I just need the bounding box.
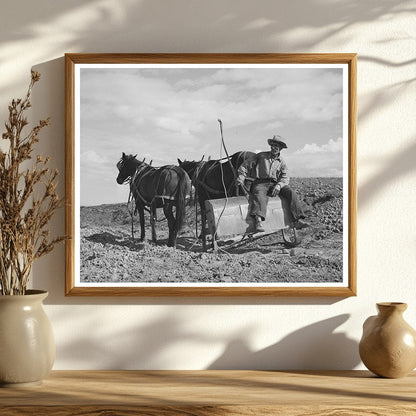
[65,53,356,296]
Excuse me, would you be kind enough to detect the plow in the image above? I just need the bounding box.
[204,195,301,251]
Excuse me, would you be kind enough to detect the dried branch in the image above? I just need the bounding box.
[0,71,65,295]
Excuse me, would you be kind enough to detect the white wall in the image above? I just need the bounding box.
[1,0,415,370]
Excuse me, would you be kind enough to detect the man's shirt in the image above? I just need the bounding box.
[238,151,290,191]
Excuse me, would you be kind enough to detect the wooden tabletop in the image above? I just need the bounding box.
[1,370,415,415]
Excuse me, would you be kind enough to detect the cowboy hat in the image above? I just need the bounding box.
[267,135,287,149]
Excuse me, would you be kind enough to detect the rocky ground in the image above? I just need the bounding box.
[80,178,344,284]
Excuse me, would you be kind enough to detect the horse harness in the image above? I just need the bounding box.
[128,164,180,210]
[193,160,238,197]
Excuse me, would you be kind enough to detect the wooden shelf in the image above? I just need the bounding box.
[1,370,415,415]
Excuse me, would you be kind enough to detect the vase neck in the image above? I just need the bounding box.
[377,302,407,316]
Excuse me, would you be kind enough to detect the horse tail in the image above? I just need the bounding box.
[175,167,190,231]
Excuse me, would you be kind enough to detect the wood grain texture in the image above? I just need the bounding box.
[1,370,415,415]
[64,53,357,297]
[65,54,75,296]
[65,53,358,64]
[3,405,416,416]
[65,286,357,297]
[348,55,358,297]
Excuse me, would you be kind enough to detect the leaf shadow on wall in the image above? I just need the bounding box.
[53,308,359,370]
[356,53,416,210]
[0,0,413,97]
[53,308,230,370]
[358,139,416,210]
[207,314,360,370]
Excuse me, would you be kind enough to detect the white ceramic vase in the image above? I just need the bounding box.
[0,290,55,387]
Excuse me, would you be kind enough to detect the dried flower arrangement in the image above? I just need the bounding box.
[0,71,65,295]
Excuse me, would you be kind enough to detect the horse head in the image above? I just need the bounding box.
[116,152,139,184]
[178,156,205,180]
[177,159,200,180]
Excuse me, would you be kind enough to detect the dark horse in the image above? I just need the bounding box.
[116,152,191,247]
[178,151,256,250]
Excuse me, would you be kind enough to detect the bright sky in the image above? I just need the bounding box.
[79,65,345,206]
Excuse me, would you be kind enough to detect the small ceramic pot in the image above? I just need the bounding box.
[0,290,55,387]
[359,302,416,378]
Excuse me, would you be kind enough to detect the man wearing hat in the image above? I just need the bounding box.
[237,135,309,233]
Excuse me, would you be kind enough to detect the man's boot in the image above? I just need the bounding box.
[255,216,265,232]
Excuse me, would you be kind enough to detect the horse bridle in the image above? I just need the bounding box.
[116,158,133,185]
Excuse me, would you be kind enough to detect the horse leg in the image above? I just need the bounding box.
[208,208,218,252]
[200,200,216,252]
[201,206,207,251]
[150,202,157,243]
[138,205,145,242]
[212,236,218,252]
[163,202,176,247]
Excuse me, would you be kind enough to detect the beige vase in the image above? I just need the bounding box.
[0,290,55,387]
[359,302,416,378]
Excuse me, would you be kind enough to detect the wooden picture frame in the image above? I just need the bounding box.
[65,53,356,296]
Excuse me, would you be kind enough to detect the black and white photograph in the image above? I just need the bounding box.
[65,54,356,296]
